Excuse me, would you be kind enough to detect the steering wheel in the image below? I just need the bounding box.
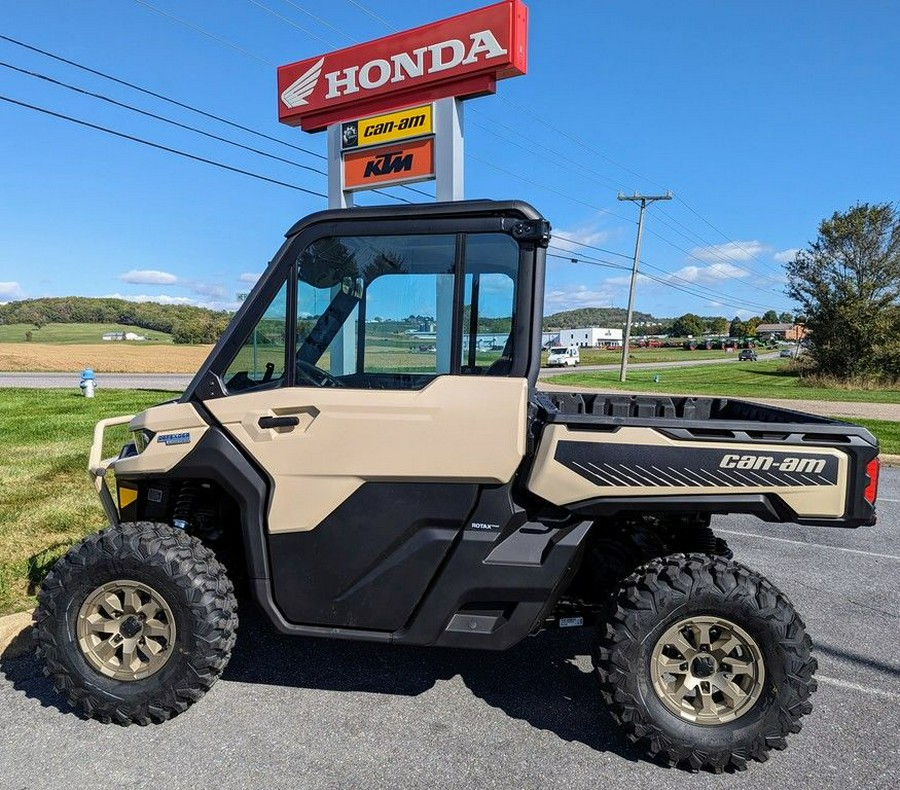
[295,360,343,388]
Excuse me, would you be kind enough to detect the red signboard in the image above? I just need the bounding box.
[343,137,435,190]
[278,0,528,132]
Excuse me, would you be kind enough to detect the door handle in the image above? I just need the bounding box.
[258,415,300,429]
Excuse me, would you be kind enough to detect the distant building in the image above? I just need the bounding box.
[102,331,146,341]
[557,327,624,348]
[755,323,806,341]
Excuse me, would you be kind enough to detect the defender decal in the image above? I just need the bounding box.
[157,432,191,446]
[555,441,839,489]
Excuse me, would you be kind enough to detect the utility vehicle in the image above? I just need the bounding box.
[546,344,579,367]
[36,200,880,772]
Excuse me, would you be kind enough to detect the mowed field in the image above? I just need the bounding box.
[0,343,212,373]
[0,323,173,344]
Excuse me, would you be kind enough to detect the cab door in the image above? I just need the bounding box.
[201,216,542,630]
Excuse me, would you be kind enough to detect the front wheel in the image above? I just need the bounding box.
[593,553,816,772]
[35,522,237,725]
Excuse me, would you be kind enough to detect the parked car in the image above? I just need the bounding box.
[780,348,797,358]
[738,349,757,361]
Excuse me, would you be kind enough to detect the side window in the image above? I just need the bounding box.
[364,273,454,376]
[460,234,518,376]
[296,234,455,389]
[223,280,288,392]
[292,231,520,388]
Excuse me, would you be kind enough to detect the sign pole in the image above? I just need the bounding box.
[434,97,464,202]
[327,122,353,209]
[433,97,464,373]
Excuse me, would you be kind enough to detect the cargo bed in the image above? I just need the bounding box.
[528,391,879,528]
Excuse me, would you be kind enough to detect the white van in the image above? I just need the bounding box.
[546,344,580,367]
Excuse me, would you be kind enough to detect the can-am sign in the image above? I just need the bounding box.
[278,0,528,132]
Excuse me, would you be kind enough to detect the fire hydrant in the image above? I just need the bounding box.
[79,369,95,398]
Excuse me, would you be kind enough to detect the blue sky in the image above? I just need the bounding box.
[1,0,898,321]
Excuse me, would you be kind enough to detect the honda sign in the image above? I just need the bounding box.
[278,0,528,132]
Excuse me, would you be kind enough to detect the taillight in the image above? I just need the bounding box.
[864,457,880,505]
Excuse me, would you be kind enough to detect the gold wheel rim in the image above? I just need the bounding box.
[76,580,176,681]
[650,615,765,725]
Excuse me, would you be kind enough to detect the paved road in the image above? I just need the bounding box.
[2,473,898,789]
[538,351,780,376]
[0,371,193,390]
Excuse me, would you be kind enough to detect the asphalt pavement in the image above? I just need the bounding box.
[1,472,898,789]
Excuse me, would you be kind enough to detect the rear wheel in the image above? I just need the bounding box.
[36,521,237,725]
[593,553,816,772]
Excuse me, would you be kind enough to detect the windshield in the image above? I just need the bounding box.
[549,347,568,354]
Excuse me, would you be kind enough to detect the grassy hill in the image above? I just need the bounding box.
[0,323,174,344]
[543,307,661,329]
[0,297,229,344]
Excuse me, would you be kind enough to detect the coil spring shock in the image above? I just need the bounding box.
[172,481,200,530]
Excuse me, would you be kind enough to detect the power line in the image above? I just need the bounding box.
[278,0,357,43]
[245,0,335,46]
[551,242,778,313]
[674,194,787,275]
[0,35,423,204]
[0,60,330,180]
[0,94,329,199]
[133,0,275,66]
[343,0,397,31]
[0,34,326,161]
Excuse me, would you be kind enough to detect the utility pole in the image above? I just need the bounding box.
[617,191,672,381]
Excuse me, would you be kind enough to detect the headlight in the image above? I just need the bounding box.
[132,429,155,454]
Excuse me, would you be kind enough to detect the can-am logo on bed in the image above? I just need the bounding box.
[277,0,528,131]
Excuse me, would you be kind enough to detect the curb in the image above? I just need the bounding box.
[0,610,35,660]
[879,454,900,467]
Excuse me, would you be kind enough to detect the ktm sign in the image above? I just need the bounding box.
[343,137,435,190]
[278,0,528,132]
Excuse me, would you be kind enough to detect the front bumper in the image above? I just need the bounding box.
[87,414,135,527]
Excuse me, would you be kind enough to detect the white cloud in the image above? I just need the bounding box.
[102,292,197,306]
[239,272,261,284]
[189,282,227,299]
[689,241,769,263]
[552,217,621,254]
[544,284,619,312]
[0,281,24,299]
[670,262,749,284]
[120,269,178,285]
[773,248,800,264]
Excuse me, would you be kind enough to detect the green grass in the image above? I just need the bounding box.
[834,418,900,455]
[541,347,744,366]
[0,388,177,615]
[0,322,173,344]
[546,360,900,404]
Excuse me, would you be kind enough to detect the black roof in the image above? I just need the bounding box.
[285,199,544,237]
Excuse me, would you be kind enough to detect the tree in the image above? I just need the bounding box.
[779,311,794,323]
[743,316,762,335]
[708,316,729,334]
[729,316,745,337]
[671,313,705,337]
[762,310,779,324]
[786,202,900,380]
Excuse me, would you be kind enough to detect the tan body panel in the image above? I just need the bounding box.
[204,376,528,533]
[114,403,208,476]
[528,425,849,519]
